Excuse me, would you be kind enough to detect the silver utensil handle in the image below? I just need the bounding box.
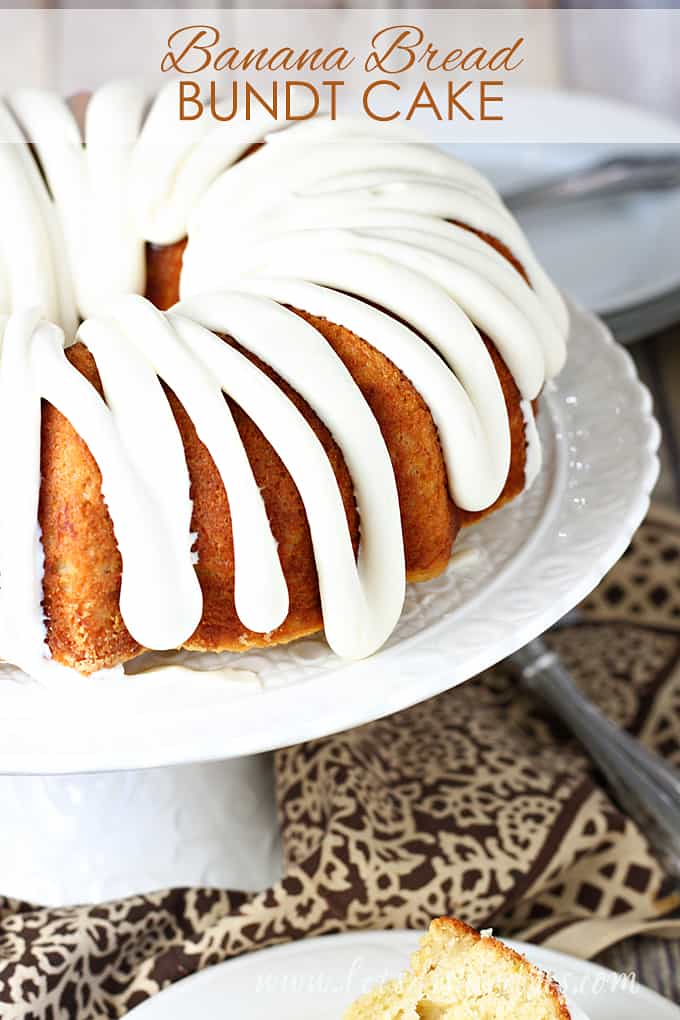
[503,154,680,211]
[512,638,680,878]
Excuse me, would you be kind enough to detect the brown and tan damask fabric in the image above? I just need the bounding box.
[1,505,680,1019]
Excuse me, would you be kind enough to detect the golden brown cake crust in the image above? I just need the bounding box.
[39,345,142,673]
[145,239,186,310]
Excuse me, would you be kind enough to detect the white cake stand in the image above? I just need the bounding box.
[0,302,660,906]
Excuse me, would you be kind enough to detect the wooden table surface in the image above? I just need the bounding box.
[591,327,680,1005]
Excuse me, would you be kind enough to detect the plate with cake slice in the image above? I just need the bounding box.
[125,919,680,1019]
[0,82,659,772]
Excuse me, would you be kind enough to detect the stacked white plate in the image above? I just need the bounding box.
[448,90,680,344]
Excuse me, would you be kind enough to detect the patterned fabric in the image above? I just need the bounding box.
[1,506,680,1019]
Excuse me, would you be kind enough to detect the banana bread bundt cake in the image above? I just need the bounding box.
[0,81,569,679]
[344,918,571,1020]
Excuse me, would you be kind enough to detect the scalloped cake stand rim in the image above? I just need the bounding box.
[0,301,660,774]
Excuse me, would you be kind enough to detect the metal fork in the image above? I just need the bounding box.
[503,153,680,211]
[508,621,680,880]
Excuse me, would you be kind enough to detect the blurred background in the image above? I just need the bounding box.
[3,1,680,123]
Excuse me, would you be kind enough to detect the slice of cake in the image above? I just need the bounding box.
[344,918,570,1020]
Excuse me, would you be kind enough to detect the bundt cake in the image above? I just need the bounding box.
[0,81,569,679]
[344,918,571,1020]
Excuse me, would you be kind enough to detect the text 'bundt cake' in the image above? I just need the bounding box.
[0,81,568,679]
[344,918,571,1020]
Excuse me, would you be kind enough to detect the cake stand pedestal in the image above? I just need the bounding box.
[0,757,282,906]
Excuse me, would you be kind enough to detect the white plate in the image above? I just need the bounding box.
[0,301,659,775]
[126,930,680,1019]
[604,286,680,345]
[446,90,680,318]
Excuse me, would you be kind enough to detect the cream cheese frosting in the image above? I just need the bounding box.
[0,81,568,678]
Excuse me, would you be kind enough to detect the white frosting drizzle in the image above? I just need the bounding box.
[0,309,51,674]
[0,103,77,336]
[170,309,405,658]
[214,270,508,511]
[9,82,148,321]
[37,319,203,652]
[0,82,569,677]
[81,296,290,637]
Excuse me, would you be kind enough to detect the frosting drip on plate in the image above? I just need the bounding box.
[0,81,568,679]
